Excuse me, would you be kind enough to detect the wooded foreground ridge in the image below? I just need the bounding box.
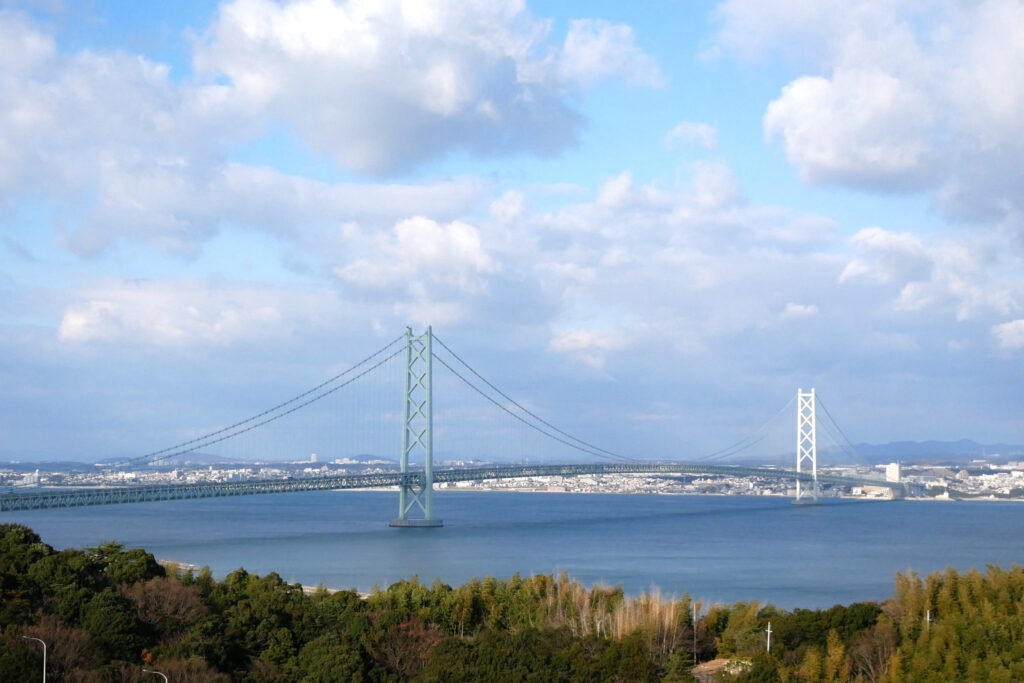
[2,523,1023,681]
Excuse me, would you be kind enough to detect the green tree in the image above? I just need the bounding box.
[293,633,366,682]
[80,588,145,662]
[104,547,165,586]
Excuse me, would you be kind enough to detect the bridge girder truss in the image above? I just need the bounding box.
[1,463,903,512]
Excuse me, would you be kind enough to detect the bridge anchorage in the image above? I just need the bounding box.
[390,327,442,527]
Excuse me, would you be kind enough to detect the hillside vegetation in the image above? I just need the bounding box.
[2,523,1022,681]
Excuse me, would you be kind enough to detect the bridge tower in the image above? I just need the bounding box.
[390,327,443,527]
[794,388,820,504]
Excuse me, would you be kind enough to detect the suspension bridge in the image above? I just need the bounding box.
[0,328,903,520]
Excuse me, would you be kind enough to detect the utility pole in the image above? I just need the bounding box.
[692,602,698,664]
[21,636,46,682]
[766,621,772,653]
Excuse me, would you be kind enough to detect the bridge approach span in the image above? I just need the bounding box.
[0,462,899,512]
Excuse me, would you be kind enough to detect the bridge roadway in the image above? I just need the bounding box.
[0,462,902,512]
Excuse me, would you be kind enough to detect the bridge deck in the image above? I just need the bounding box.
[0,463,901,512]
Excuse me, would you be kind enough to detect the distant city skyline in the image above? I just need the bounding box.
[1,1,1022,462]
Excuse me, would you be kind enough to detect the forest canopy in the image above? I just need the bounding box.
[2,523,1022,682]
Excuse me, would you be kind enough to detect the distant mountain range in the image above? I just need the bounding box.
[87,452,247,467]
[89,452,398,467]
[3,442,1022,470]
[851,439,1024,463]
[687,439,1024,468]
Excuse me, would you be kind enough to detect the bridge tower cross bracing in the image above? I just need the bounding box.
[390,326,443,527]
[795,387,820,504]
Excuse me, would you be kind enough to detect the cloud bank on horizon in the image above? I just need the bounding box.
[0,0,1022,462]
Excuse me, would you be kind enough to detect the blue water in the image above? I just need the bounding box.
[5,492,1023,608]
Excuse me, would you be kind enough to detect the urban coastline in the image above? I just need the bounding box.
[6,451,1024,501]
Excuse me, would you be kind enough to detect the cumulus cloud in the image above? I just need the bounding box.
[559,19,664,87]
[713,0,1024,224]
[764,69,938,190]
[0,10,247,254]
[195,0,661,175]
[0,5,658,256]
[494,165,847,357]
[992,320,1024,349]
[334,216,496,325]
[840,226,1023,321]
[58,280,342,346]
[550,328,627,352]
[781,303,818,320]
[839,227,931,285]
[72,161,488,256]
[490,190,526,223]
[0,11,487,258]
[548,327,629,368]
[690,161,740,209]
[666,121,718,150]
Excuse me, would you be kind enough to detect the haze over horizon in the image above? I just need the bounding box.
[1,1,1023,464]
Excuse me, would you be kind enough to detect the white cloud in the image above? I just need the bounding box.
[491,165,850,361]
[714,0,1024,223]
[781,303,818,319]
[490,190,526,223]
[548,326,630,370]
[839,227,930,285]
[666,121,718,150]
[0,11,248,253]
[336,216,494,288]
[195,0,661,174]
[559,19,664,87]
[840,226,1023,321]
[333,216,496,325]
[690,161,740,209]
[550,328,627,352]
[764,68,937,190]
[992,319,1024,349]
[58,280,341,346]
[0,6,657,257]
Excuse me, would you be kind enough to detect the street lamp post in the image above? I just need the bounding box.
[21,636,46,682]
[142,669,169,682]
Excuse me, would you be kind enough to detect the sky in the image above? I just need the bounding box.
[1,0,1023,464]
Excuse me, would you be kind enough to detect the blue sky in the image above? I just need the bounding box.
[1,0,1023,463]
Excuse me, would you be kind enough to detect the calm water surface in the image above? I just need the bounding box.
[6,492,1023,608]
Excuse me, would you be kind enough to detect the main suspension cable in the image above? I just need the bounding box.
[112,334,405,468]
[433,335,635,462]
[816,397,862,462]
[432,352,637,463]
[131,346,405,468]
[699,394,796,462]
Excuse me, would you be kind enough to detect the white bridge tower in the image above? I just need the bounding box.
[389,327,443,527]
[795,388,819,504]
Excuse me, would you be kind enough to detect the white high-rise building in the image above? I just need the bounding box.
[885,462,901,483]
